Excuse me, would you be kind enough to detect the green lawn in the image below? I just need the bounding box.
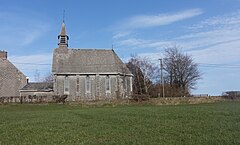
[0,101,240,145]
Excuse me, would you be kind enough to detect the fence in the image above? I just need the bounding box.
[0,96,20,103]
[0,95,68,104]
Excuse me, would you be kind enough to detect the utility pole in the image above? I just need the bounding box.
[159,59,165,98]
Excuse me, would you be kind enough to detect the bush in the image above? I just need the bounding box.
[52,95,68,103]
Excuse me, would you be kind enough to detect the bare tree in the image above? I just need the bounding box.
[126,55,158,95]
[139,57,159,94]
[163,46,201,97]
[34,69,40,82]
[127,56,145,95]
[42,72,53,83]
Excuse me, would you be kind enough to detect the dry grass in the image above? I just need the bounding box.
[150,96,224,105]
[66,96,225,107]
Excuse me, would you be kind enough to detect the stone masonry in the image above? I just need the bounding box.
[0,51,27,97]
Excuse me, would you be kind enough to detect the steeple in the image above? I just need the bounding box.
[58,21,69,47]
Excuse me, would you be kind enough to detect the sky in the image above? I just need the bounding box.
[0,0,240,95]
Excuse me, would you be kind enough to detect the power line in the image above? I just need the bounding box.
[12,62,51,66]
[199,66,240,68]
[198,63,240,68]
[11,60,240,69]
[198,63,240,66]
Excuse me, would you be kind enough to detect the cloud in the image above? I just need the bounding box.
[22,25,49,45]
[189,40,240,64]
[9,53,52,81]
[117,10,240,65]
[117,9,203,30]
[176,11,240,64]
[118,38,175,50]
[178,11,240,52]
[189,10,240,29]
[119,38,148,47]
[0,11,50,49]
[0,11,51,81]
[113,31,131,39]
[175,29,240,51]
[10,54,52,64]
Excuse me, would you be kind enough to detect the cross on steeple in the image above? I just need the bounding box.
[63,10,65,23]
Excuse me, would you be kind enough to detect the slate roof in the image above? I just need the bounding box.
[0,57,27,97]
[0,58,26,80]
[59,22,67,36]
[52,49,132,75]
[20,82,53,92]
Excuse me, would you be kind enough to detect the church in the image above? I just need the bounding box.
[51,22,133,101]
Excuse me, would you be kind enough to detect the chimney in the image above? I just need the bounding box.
[0,51,7,59]
[26,77,29,84]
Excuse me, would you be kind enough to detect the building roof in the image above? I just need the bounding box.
[52,49,132,75]
[20,82,53,92]
[0,57,26,78]
[59,22,67,36]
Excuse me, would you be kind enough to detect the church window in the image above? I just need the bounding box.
[76,77,80,93]
[123,76,127,91]
[85,75,91,93]
[130,77,133,92]
[105,75,111,92]
[64,76,69,94]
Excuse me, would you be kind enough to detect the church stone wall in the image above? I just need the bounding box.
[54,74,132,101]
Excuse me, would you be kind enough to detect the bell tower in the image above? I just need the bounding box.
[58,21,69,48]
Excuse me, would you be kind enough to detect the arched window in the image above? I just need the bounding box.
[105,75,111,92]
[85,75,91,93]
[64,75,69,94]
[76,76,80,93]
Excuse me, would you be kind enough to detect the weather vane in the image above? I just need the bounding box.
[63,10,65,23]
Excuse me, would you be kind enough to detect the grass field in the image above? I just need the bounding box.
[0,101,240,145]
